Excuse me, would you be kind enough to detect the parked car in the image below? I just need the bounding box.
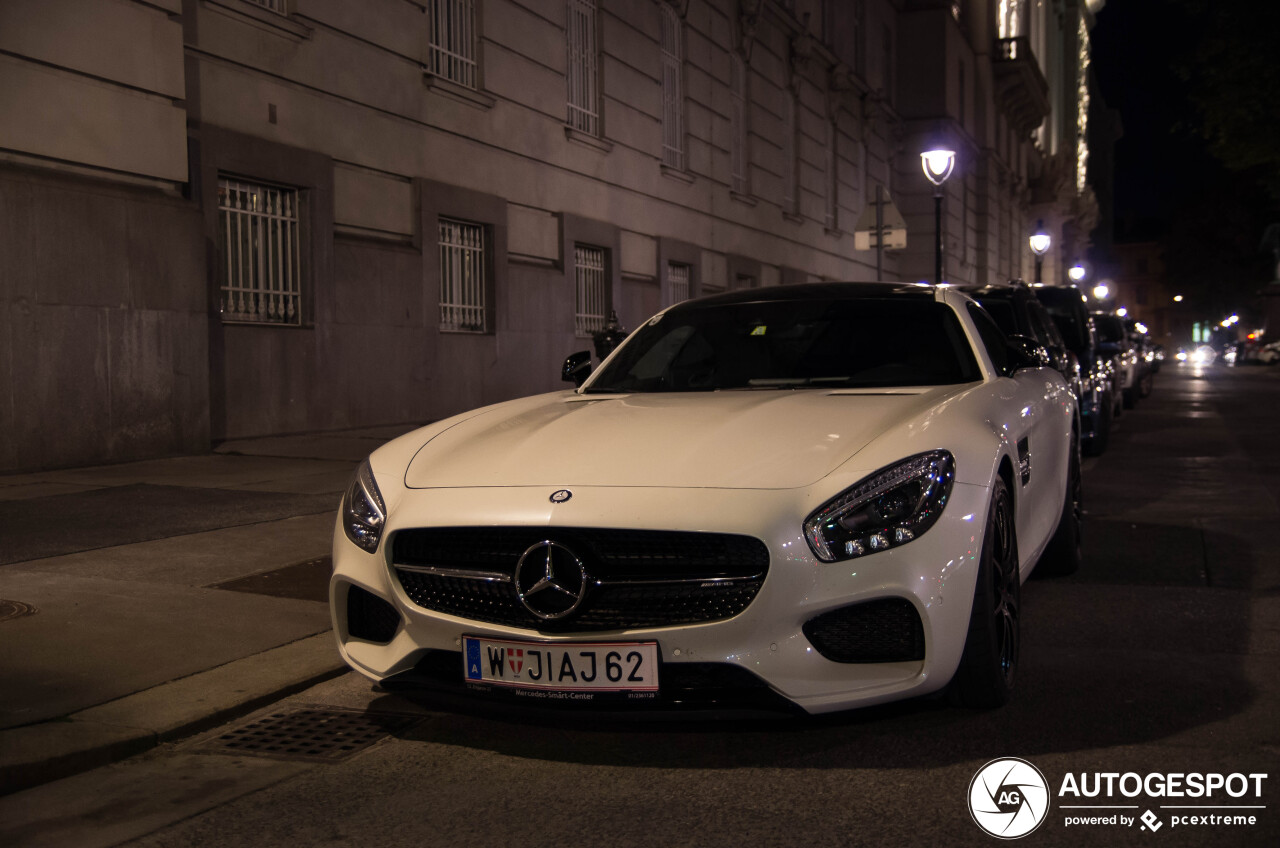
[1034,285,1115,456]
[1259,341,1280,364]
[1093,312,1141,408]
[963,281,1082,405]
[332,283,1081,714]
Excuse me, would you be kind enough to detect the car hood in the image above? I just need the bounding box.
[404,387,965,490]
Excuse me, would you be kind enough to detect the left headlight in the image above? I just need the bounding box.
[804,450,955,562]
[342,459,386,553]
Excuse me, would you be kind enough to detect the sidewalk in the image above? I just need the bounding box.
[0,425,418,795]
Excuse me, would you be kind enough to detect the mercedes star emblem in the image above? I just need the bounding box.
[549,489,573,504]
[513,540,589,620]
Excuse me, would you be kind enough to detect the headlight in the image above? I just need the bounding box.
[342,459,386,553]
[804,451,954,562]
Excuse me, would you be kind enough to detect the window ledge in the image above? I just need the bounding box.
[660,164,694,184]
[423,73,495,110]
[730,190,757,207]
[564,127,614,153]
[782,211,805,225]
[824,226,843,238]
[203,0,313,40]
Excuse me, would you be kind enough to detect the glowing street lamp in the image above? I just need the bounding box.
[921,149,956,285]
[1029,220,1051,284]
[1069,264,1087,283]
[1093,283,1110,301]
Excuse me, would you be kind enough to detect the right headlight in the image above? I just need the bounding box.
[804,450,955,562]
[342,459,386,554]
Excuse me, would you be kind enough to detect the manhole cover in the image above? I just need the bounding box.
[199,708,418,762]
[0,599,37,622]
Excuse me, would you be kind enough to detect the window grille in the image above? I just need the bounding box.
[575,245,607,336]
[427,0,477,89]
[566,0,600,135]
[730,54,748,193]
[439,218,487,332]
[660,5,685,169]
[218,177,301,325]
[245,0,286,14]
[824,118,837,230]
[782,93,798,213]
[667,261,690,305]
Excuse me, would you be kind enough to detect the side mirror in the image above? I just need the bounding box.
[1006,335,1051,374]
[562,351,592,387]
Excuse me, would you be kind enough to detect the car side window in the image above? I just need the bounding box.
[967,303,1010,376]
[1027,301,1065,350]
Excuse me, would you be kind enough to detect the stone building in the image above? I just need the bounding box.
[0,0,1102,471]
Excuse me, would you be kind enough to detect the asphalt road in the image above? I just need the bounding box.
[4,362,1278,848]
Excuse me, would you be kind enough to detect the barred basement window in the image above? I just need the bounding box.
[427,0,477,89]
[218,177,301,325]
[566,0,600,135]
[667,261,690,305]
[660,4,685,170]
[575,244,607,336]
[245,0,286,14]
[439,218,487,332]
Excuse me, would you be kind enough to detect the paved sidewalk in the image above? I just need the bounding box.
[0,424,419,795]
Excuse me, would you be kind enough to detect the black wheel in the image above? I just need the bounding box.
[949,478,1020,708]
[1036,432,1082,577]
[1083,397,1110,457]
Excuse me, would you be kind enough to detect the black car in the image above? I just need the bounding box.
[1034,284,1116,456]
[963,282,1078,393]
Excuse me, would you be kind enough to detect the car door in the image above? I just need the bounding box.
[967,303,1069,560]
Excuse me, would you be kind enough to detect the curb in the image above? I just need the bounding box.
[0,633,345,796]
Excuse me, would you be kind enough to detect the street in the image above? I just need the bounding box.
[3,362,1279,848]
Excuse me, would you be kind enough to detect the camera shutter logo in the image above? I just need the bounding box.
[968,758,1050,839]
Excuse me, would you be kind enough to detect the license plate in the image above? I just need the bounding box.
[462,636,659,697]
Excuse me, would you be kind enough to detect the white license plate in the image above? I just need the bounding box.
[462,636,659,694]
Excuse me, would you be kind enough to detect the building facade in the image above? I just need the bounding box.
[0,0,1102,471]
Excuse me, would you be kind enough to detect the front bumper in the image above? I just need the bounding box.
[330,482,991,715]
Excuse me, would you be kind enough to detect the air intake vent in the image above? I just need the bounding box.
[346,585,400,643]
[803,598,926,663]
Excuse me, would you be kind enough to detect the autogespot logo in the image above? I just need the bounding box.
[969,758,1051,839]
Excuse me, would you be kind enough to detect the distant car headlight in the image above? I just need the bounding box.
[805,451,955,562]
[342,459,387,553]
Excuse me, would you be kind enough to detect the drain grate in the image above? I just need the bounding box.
[200,708,418,762]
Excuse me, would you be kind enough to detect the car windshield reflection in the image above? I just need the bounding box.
[584,296,983,393]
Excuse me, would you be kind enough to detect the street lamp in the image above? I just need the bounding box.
[921,148,956,285]
[1069,264,1087,283]
[1092,283,1110,301]
[1029,220,1052,284]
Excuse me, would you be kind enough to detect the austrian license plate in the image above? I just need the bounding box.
[462,636,659,699]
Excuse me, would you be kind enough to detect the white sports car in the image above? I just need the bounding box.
[331,283,1081,714]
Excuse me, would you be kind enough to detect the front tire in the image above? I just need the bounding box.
[949,478,1020,708]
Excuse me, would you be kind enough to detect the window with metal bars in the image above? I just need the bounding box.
[439,218,487,332]
[566,0,600,135]
[660,4,684,170]
[574,245,607,336]
[217,177,302,325]
[667,261,690,305]
[730,54,749,194]
[244,0,286,14]
[427,0,477,89]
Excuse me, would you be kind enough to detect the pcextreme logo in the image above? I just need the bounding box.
[968,758,1051,839]
[968,759,1270,839]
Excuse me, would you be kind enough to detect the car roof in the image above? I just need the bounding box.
[683,282,939,308]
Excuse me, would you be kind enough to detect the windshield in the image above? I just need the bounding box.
[585,297,982,393]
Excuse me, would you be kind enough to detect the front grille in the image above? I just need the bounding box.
[391,527,768,632]
[802,598,926,663]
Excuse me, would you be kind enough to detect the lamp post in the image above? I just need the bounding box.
[921,149,956,285]
[1029,220,1051,284]
[1069,264,1087,284]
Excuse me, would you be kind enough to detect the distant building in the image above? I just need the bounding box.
[0,0,1103,470]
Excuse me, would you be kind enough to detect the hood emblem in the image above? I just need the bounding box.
[549,489,573,504]
[514,541,589,620]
